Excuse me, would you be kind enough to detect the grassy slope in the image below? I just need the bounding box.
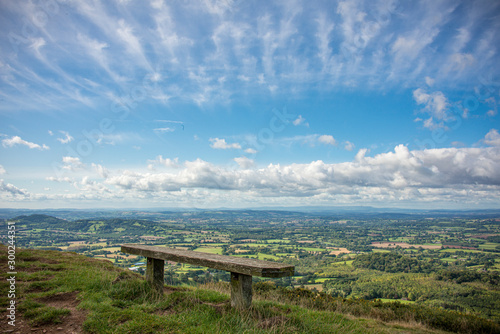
[0,246,497,334]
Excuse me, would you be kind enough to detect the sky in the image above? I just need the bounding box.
[0,0,500,210]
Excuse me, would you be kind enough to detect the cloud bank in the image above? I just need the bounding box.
[3,130,499,208]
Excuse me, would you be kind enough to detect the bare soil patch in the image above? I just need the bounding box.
[3,292,86,334]
[328,247,351,256]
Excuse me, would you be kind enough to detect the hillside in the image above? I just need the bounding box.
[1,246,499,334]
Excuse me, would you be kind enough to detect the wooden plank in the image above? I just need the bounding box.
[121,244,294,278]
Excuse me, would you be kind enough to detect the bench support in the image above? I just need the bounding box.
[146,257,164,292]
[230,272,252,309]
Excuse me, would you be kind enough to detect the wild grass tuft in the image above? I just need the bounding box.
[18,299,70,326]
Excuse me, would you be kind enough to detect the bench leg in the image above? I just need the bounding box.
[146,257,164,292]
[230,272,252,309]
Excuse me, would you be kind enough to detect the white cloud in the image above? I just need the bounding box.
[275,135,313,148]
[151,0,164,10]
[337,1,381,54]
[92,163,109,178]
[0,179,26,196]
[151,0,193,65]
[97,133,142,145]
[390,1,456,64]
[452,27,471,54]
[413,88,451,129]
[318,135,337,146]
[355,148,369,161]
[344,141,355,151]
[245,148,258,154]
[46,176,72,183]
[1,0,499,114]
[116,19,150,70]
[209,138,241,149]
[487,109,498,117]
[2,136,50,150]
[102,143,500,203]
[448,53,475,72]
[154,127,175,133]
[155,120,184,127]
[485,97,498,117]
[257,74,265,85]
[237,75,250,82]
[421,117,441,130]
[276,134,351,148]
[62,156,84,171]
[293,115,309,126]
[57,131,74,144]
[315,13,335,67]
[425,76,434,87]
[76,33,118,82]
[484,129,500,147]
[203,0,234,15]
[147,156,180,170]
[413,88,449,120]
[0,165,5,174]
[234,156,254,169]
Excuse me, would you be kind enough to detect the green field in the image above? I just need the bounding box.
[388,237,411,242]
[332,260,353,266]
[266,239,291,243]
[315,278,335,283]
[300,247,327,252]
[256,253,280,260]
[479,243,500,250]
[379,298,415,305]
[440,248,483,253]
[193,247,223,255]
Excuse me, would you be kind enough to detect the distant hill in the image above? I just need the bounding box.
[8,214,160,236]
[1,246,498,334]
[2,207,500,221]
[10,214,68,226]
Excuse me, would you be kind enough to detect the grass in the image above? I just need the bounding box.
[257,253,280,261]
[313,278,331,283]
[1,246,499,334]
[439,249,483,253]
[266,239,291,244]
[388,237,411,242]
[298,247,327,252]
[479,243,500,250]
[331,260,354,266]
[101,247,122,252]
[19,300,71,326]
[300,284,323,291]
[275,253,296,258]
[193,247,223,255]
[379,299,415,305]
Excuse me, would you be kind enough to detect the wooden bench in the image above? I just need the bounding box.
[121,244,294,309]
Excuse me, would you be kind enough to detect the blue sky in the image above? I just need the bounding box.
[1,0,499,209]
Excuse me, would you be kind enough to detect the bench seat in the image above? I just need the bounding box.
[121,244,295,309]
